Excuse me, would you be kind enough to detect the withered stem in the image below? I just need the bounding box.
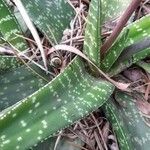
[101,0,142,58]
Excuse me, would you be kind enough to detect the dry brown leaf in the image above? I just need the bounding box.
[48,44,130,91]
[136,100,150,115]
[145,84,150,100]
[102,122,110,143]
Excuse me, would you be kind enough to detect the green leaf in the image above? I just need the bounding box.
[83,0,101,68]
[104,92,150,150]
[0,0,28,50]
[21,0,75,43]
[125,15,150,44]
[0,0,74,72]
[109,38,150,76]
[101,14,150,75]
[0,56,22,72]
[0,32,5,44]
[103,98,133,150]
[115,38,150,63]
[14,9,28,34]
[115,92,150,149]
[0,57,114,149]
[136,61,150,74]
[0,0,29,71]
[101,30,129,71]
[0,62,51,111]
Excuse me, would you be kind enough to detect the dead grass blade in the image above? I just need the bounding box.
[13,0,47,71]
[136,100,150,115]
[48,44,130,91]
[54,131,63,150]
[8,42,55,78]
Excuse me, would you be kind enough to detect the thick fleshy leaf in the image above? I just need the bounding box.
[116,92,150,149]
[103,98,133,150]
[101,15,150,75]
[21,0,75,43]
[0,0,74,71]
[109,40,150,76]
[104,92,150,150]
[0,32,5,44]
[0,62,51,111]
[83,0,101,68]
[136,61,150,74]
[0,56,22,72]
[0,0,28,50]
[14,8,28,34]
[0,57,114,149]
[101,30,129,71]
[0,0,29,71]
[83,0,130,70]
[115,38,150,63]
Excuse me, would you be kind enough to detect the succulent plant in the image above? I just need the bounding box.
[104,91,150,150]
[0,0,150,149]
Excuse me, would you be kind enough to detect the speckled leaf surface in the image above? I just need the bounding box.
[0,32,5,44]
[21,0,75,43]
[84,0,101,68]
[0,62,51,111]
[109,41,150,76]
[112,37,150,64]
[116,92,150,149]
[101,0,131,23]
[0,0,28,50]
[103,98,133,150]
[101,15,150,75]
[103,92,150,150]
[0,56,22,72]
[0,0,74,71]
[101,30,129,72]
[0,57,114,149]
[124,15,150,44]
[136,61,150,74]
[0,0,29,71]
